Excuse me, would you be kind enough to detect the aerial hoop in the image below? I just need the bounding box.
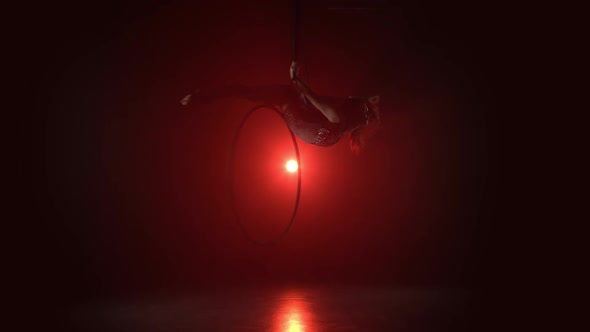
[228,104,302,245]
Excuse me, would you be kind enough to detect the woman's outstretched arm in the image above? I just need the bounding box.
[290,61,341,123]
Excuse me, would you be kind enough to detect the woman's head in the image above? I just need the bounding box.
[349,95,382,155]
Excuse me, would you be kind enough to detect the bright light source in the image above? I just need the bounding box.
[286,160,298,173]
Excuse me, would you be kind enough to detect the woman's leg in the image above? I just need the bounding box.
[182,84,296,108]
[292,78,341,123]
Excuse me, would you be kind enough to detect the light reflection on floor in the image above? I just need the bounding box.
[64,287,468,331]
[273,290,316,332]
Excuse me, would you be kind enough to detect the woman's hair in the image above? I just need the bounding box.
[349,95,381,155]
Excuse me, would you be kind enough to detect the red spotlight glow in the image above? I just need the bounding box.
[286,160,298,173]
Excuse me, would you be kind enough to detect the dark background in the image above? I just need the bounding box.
[12,0,558,329]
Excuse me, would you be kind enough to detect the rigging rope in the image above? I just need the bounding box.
[292,0,301,62]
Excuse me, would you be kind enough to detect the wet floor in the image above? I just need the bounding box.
[63,286,469,331]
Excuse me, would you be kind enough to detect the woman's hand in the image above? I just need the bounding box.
[290,61,300,80]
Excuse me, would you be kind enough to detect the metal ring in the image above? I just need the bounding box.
[228,105,302,245]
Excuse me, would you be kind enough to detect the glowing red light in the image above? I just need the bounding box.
[286,160,298,173]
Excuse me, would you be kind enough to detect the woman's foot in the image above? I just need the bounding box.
[180,89,200,106]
